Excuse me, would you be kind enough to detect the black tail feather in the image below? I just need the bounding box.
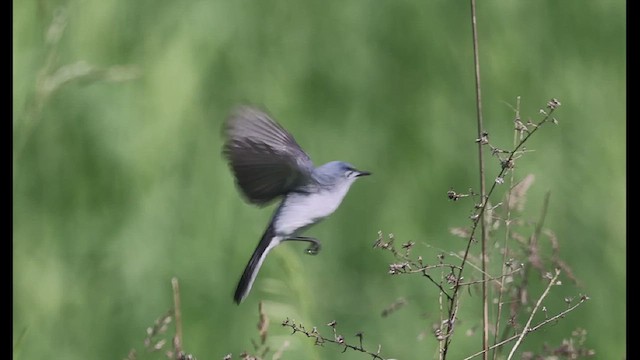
[233,223,277,304]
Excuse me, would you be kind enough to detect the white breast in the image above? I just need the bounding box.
[273,180,355,237]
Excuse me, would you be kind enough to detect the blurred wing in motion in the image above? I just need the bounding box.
[223,106,314,206]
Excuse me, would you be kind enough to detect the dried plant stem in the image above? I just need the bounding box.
[506,269,560,360]
[457,266,522,287]
[172,277,183,358]
[492,97,521,360]
[445,103,558,356]
[464,292,588,360]
[468,0,489,357]
[438,286,446,359]
[282,319,386,360]
[442,0,490,358]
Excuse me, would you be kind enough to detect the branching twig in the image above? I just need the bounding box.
[464,293,589,360]
[506,269,561,359]
[445,99,560,355]
[374,233,456,300]
[282,319,387,360]
[456,266,523,287]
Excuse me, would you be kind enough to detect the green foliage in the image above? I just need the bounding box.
[13,1,624,359]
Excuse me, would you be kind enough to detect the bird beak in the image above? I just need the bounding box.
[356,170,371,177]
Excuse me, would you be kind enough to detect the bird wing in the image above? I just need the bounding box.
[222,106,314,206]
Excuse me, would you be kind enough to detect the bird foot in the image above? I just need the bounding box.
[304,242,321,255]
[283,236,321,256]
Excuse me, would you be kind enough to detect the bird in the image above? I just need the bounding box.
[222,106,371,304]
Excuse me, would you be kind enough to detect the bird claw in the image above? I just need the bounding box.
[284,236,321,255]
[305,242,321,255]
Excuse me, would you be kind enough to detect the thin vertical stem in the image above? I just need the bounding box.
[172,277,183,359]
[469,1,489,359]
[492,96,521,360]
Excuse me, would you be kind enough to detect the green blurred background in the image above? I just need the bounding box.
[13,1,625,359]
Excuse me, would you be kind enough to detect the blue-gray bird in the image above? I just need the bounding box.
[222,106,370,304]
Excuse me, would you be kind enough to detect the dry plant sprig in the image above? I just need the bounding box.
[488,189,580,359]
[124,277,196,360]
[443,98,562,357]
[463,293,590,360]
[507,269,561,359]
[226,302,289,360]
[374,99,569,359]
[456,265,523,287]
[464,99,561,227]
[373,232,458,300]
[282,318,388,360]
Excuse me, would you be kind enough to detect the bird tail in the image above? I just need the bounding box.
[234,223,280,304]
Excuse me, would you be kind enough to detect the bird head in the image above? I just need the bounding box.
[313,161,371,187]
